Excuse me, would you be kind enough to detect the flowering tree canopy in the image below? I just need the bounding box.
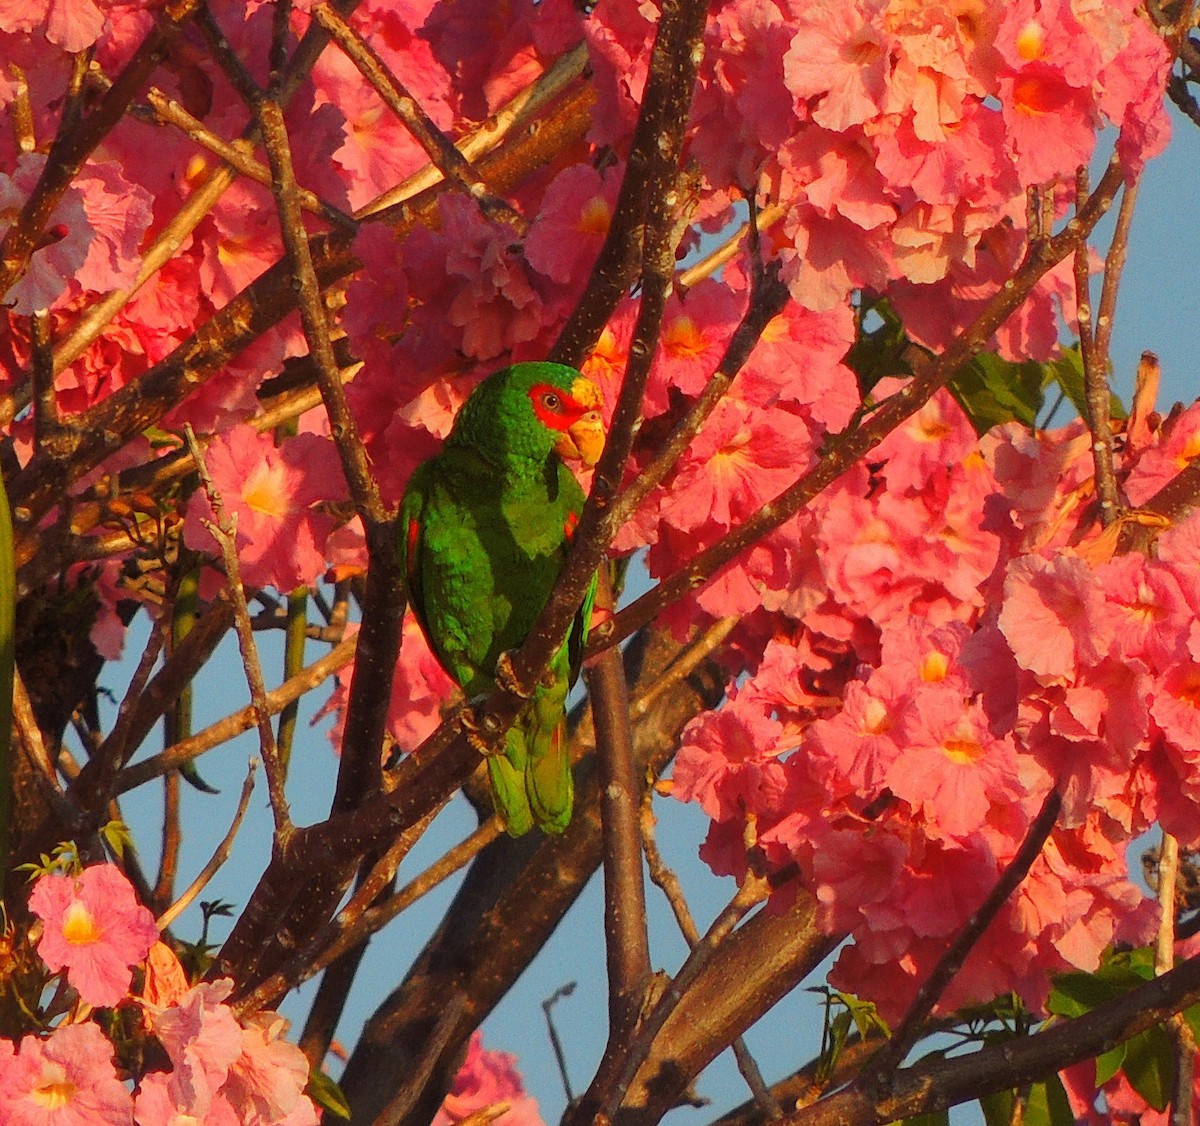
[2,0,1200,1124]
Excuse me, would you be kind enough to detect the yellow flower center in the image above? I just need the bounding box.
[943,735,983,765]
[32,1063,76,1109]
[577,196,611,237]
[61,899,103,946]
[242,466,288,518]
[1015,20,1044,61]
[920,652,949,682]
[861,697,892,736]
[664,314,707,360]
[1174,668,1200,708]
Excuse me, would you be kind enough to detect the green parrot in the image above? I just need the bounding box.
[399,362,606,835]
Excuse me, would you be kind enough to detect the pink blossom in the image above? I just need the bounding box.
[643,281,744,417]
[72,161,153,295]
[998,553,1112,683]
[997,62,1097,187]
[783,0,890,131]
[145,981,244,1119]
[0,1021,133,1126]
[221,1012,317,1126]
[133,1071,239,1126]
[29,864,158,1008]
[319,616,456,760]
[0,154,92,315]
[143,981,318,1126]
[183,427,343,593]
[887,684,1022,840]
[433,1031,544,1126]
[195,179,282,305]
[524,163,619,288]
[672,703,791,825]
[0,0,109,52]
[805,678,902,795]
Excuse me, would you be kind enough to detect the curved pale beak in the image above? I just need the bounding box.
[555,376,607,467]
[558,411,605,467]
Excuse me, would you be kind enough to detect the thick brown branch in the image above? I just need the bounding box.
[588,570,651,1037]
[784,953,1200,1126]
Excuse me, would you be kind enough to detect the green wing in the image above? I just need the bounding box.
[399,451,593,835]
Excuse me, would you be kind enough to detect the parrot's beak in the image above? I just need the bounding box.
[555,377,606,467]
[558,412,605,467]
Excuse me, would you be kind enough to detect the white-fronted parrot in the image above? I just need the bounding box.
[399,362,606,835]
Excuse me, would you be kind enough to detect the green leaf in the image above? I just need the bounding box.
[1026,1073,1077,1126]
[979,1077,1074,1126]
[1183,1001,1200,1045]
[1121,1025,1174,1112]
[949,352,1047,435]
[1046,345,1128,424]
[1048,947,1156,1018]
[100,820,133,860]
[1096,1043,1127,1086]
[306,1069,352,1120]
[979,1088,1015,1126]
[846,297,915,397]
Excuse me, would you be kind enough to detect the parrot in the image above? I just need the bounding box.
[399,362,606,835]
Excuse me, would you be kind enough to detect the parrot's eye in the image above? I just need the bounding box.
[541,392,562,412]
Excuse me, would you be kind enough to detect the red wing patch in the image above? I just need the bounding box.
[564,511,579,539]
[406,517,421,573]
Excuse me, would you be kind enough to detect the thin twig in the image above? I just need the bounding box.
[641,795,782,1119]
[231,797,462,1015]
[376,991,467,1126]
[1094,174,1141,367]
[629,617,737,721]
[68,605,170,811]
[12,670,76,823]
[544,983,578,1105]
[153,771,182,913]
[157,761,257,931]
[250,42,385,525]
[1155,833,1197,1126]
[584,873,772,1125]
[309,3,522,226]
[861,788,1062,1091]
[1074,165,1120,527]
[184,424,292,841]
[354,42,589,218]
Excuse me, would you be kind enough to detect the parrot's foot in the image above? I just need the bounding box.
[461,702,504,757]
[494,651,533,699]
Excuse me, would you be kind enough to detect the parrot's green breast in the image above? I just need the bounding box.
[405,446,583,697]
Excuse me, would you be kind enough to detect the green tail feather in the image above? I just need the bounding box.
[488,740,534,838]
[526,720,572,834]
[488,645,574,836]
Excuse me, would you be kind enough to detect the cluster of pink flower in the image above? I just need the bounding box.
[672,390,1200,1021]
[0,0,1186,1065]
[5,862,539,1126]
[2,862,319,1124]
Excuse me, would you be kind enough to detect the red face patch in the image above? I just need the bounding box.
[528,383,587,433]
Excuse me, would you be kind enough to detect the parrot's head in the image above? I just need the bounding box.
[451,362,606,472]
